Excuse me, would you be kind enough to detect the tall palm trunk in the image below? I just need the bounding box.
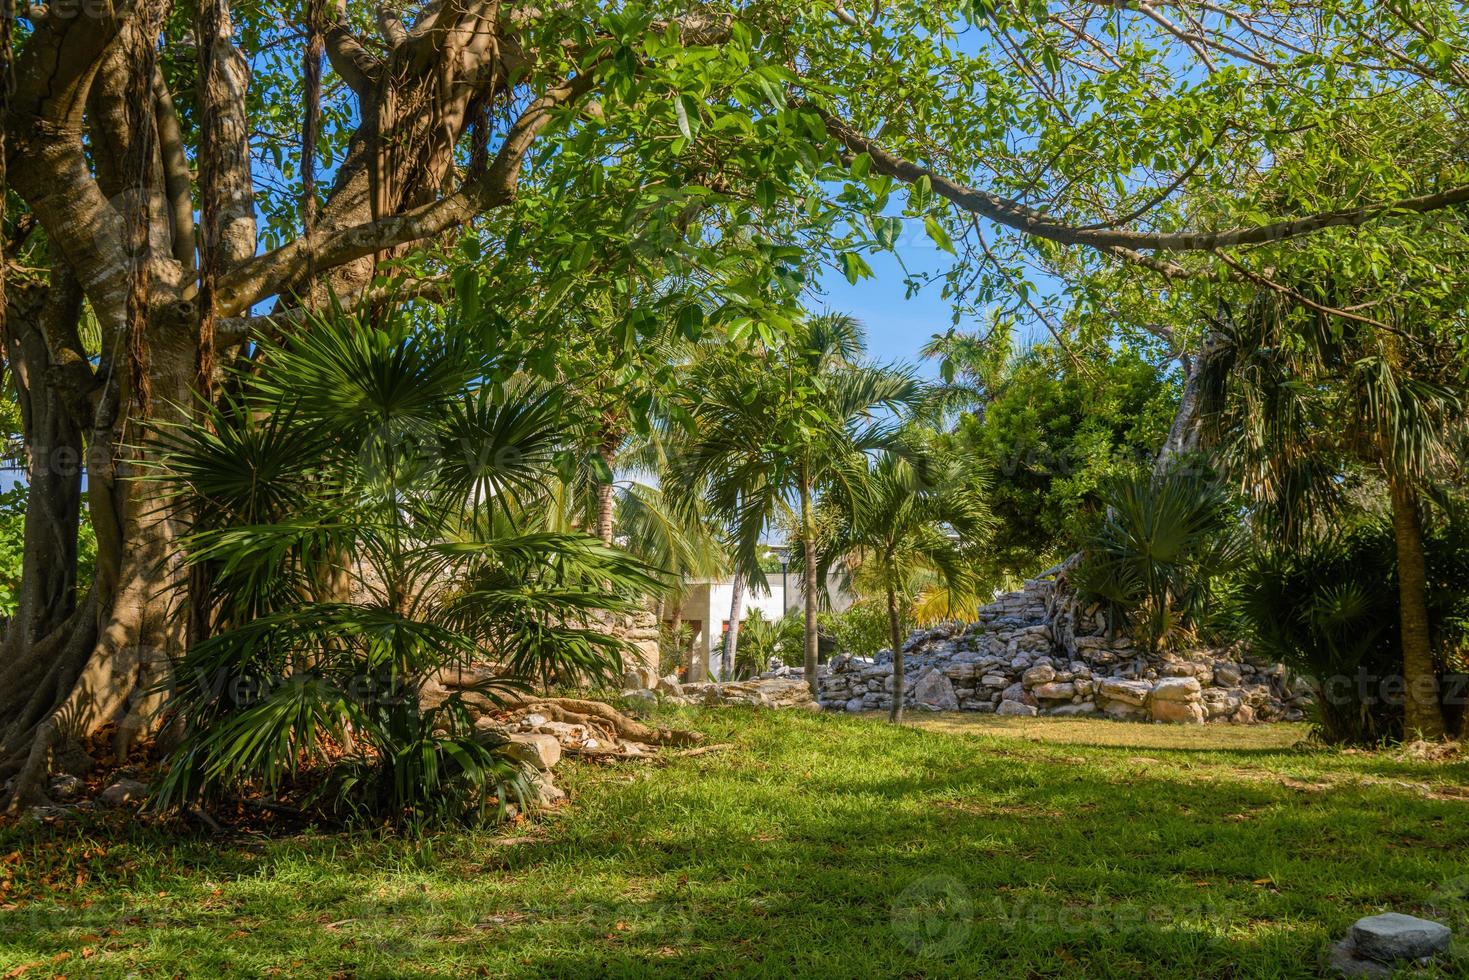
[595,428,619,546]
[1388,473,1446,739]
[669,603,685,677]
[800,466,820,699]
[721,573,744,680]
[886,582,905,723]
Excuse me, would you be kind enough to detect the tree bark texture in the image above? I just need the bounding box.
[1388,473,1447,739]
[721,572,744,681]
[886,583,904,724]
[800,469,819,699]
[0,0,601,808]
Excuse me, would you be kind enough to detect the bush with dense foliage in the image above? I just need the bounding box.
[1239,516,1469,744]
[952,344,1177,582]
[819,601,900,661]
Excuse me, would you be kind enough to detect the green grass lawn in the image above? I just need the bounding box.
[3,709,1468,978]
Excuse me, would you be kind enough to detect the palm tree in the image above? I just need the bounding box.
[918,317,1022,422]
[1073,466,1247,656]
[673,313,921,697]
[1201,289,1466,739]
[816,439,992,722]
[151,307,659,823]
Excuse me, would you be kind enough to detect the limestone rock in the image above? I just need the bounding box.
[1000,682,1033,706]
[1021,663,1056,687]
[996,699,1038,717]
[1151,676,1203,702]
[656,674,683,696]
[911,668,959,711]
[502,733,561,771]
[528,771,566,810]
[1101,700,1147,721]
[1211,664,1243,687]
[1097,678,1152,706]
[1326,939,1394,978]
[1150,699,1205,724]
[1031,681,1076,701]
[98,778,149,807]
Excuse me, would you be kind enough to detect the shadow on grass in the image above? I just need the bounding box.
[2,710,1466,978]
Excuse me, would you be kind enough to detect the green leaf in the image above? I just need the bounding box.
[924,216,955,255]
[674,97,693,140]
[840,252,874,285]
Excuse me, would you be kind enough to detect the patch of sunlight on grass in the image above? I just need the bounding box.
[904,712,1313,751]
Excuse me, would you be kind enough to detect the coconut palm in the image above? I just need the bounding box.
[150,307,659,825]
[1200,289,1467,738]
[673,313,921,696]
[815,440,992,722]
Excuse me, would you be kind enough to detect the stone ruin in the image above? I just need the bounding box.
[816,570,1315,724]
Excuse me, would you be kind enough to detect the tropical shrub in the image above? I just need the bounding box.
[1239,517,1469,744]
[820,601,899,661]
[658,622,695,677]
[733,609,803,679]
[945,341,1178,583]
[1074,463,1246,653]
[152,309,658,828]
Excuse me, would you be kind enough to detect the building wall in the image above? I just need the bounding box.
[669,573,854,679]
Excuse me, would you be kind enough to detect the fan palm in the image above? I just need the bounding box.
[672,313,921,696]
[815,440,992,721]
[150,306,659,825]
[1074,466,1246,656]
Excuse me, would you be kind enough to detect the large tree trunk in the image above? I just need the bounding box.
[886,583,904,724]
[721,573,743,681]
[800,469,819,699]
[0,0,588,809]
[1,280,85,655]
[1387,473,1447,740]
[0,297,195,809]
[1153,333,1219,476]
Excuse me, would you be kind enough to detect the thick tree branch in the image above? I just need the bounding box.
[813,103,1469,254]
[218,274,450,343]
[217,69,598,314]
[154,68,196,273]
[377,1,408,47]
[325,0,381,96]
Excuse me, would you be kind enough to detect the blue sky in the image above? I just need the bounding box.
[811,243,958,379]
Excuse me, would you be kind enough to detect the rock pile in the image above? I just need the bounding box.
[620,668,818,710]
[817,575,1313,724]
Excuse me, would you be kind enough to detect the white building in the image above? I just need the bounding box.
[667,571,853,679]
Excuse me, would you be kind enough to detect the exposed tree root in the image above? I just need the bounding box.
[500,694,703,748]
